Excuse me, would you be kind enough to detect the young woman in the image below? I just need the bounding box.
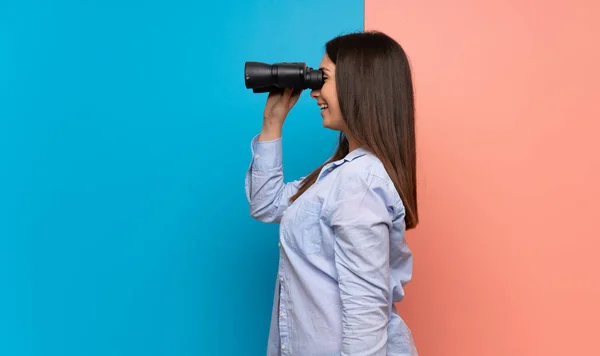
[245,31,419,356]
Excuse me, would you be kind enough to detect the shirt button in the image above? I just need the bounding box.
[280,312,285,317]
[281,345,286,350]
[255,154,260,158]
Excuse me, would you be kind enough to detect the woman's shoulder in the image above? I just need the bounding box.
[332,152,406,215]
[336,150,391,184]
[348,151,389,177]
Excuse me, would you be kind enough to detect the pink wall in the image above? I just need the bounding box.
[366,1,600,354]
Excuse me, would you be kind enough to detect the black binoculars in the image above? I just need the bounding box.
[244,61,324,93]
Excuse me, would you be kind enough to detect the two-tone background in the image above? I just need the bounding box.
[1,0,598,355]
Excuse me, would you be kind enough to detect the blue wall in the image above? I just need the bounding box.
[0,1,363,355]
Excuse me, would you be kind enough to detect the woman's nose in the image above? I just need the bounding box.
[310,89,320,98]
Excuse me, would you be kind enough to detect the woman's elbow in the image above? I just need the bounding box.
[249,202,279,223]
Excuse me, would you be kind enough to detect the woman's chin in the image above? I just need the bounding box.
[321,114,331,128]
[320,112,339,130]
[320,110,328,124]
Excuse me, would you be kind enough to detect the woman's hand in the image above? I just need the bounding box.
[259,88,302,141]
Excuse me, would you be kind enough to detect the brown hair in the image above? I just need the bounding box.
[289,31,418,229]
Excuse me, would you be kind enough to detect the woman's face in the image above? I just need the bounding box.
[310,54,346,132]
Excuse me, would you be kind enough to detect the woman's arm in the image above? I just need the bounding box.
[328,171,393,356]
[245,134,303,223]
[245,88,304,223]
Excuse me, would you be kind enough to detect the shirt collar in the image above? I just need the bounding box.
[317,147,369,181]
[329,147,369,168]
[344,147,369,162]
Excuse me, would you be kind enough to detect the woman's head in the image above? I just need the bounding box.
[294,30,419,229]
[310,52,343,131]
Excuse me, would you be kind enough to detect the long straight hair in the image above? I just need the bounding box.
[290,31,418,229]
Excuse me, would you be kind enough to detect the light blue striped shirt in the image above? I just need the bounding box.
[245,134,418,356]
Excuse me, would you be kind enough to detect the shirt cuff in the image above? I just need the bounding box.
[250,134,282,170]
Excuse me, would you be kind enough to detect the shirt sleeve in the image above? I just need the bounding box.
[245,134,303,223]
[328,171,392,356]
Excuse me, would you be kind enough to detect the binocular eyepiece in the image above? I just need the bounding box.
[244,61,324,93]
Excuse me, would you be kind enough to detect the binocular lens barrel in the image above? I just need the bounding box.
[244,61,324,93]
